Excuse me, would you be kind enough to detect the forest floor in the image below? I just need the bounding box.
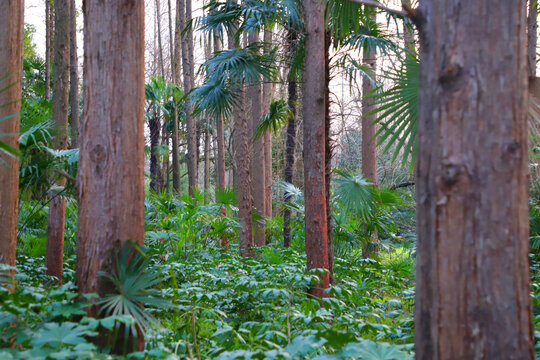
[2,195,540,359]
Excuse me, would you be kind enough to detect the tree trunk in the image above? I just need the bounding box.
[46,0,70,283]
[215,35,226,192]
[529,0,537,77]
[179,0,197,195]
[303,0,330,299]
[283,28,297,249]
[324,30,334,283]
[263,28,273,218]
[149,115,163,192]
[77,0,145,328]
[45,0,52,101]
[248,31,266,247]
[0,0,24,287]
[170,0,181,193]
[69,0,79,148]
[415,1,534,358]
[361,10,378,259]
[204,126,210,191]
[234,87,254,257]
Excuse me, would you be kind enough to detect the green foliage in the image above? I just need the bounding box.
[371,51,419,169]
[252,99,293,140]
[98,242,172,338]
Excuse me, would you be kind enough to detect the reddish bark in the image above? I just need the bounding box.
[0,0,24,287]
[303,0,330,298]
[77,0,145,306]
[415,0,534,358]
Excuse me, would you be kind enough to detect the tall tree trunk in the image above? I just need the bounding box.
[235,87,254,257]
[263,28,273,218]
[204,125,210,191]
[361,10,378,259]
[248,31,266,247]
[215,35,226,192]
[303,0,330,298]
[77,0,145,328]
[170,0,181,192]
[45,0,51,101]
[155,0,166,79]
[324,30,334,283]
[415,0,534,358]
[179,0,197,195]
[0,0,24,287]
[46,0,70,283]
[282,28,297,248]
[229,26,253,256]
[69,0,79,148]
[149,115,163,192]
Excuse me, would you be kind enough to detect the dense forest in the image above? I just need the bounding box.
[0,0,538,359]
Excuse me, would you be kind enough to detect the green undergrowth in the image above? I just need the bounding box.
[1,244,416,359]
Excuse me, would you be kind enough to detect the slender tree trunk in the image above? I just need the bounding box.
[248,31,266,247]
[415,0,534,358]
[46,0,70,283]
[155,0,166,79]
[0,0,24,287]
[170,0,181,192]
[45,0,51,101]
[303,0,330,298]
[361,10,378,259]
[283,28,297,248]
[69,0,79,148]
[235,88,254,257]
[149,115,163,192]
[215,35,226,191]
[179,0,197,195]
[204,126,210,191]
[263,28,273,218]
[77,0,145,331]
[324,30,334,283]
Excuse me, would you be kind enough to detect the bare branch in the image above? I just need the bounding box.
[346,0,409,18]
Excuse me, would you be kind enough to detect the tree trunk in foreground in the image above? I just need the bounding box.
[77,0,145,312]
[248,31,266,247]
[303,0,330,299]
[46,0,70,282]
[415,0,534,358]
[361,10,378,259]
[283,28,297,249]
[69,0,79,148]
[0,0,24,287]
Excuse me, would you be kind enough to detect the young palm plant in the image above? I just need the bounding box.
[98,241,171,352]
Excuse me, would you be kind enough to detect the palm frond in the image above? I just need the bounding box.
[252,99,293,140]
